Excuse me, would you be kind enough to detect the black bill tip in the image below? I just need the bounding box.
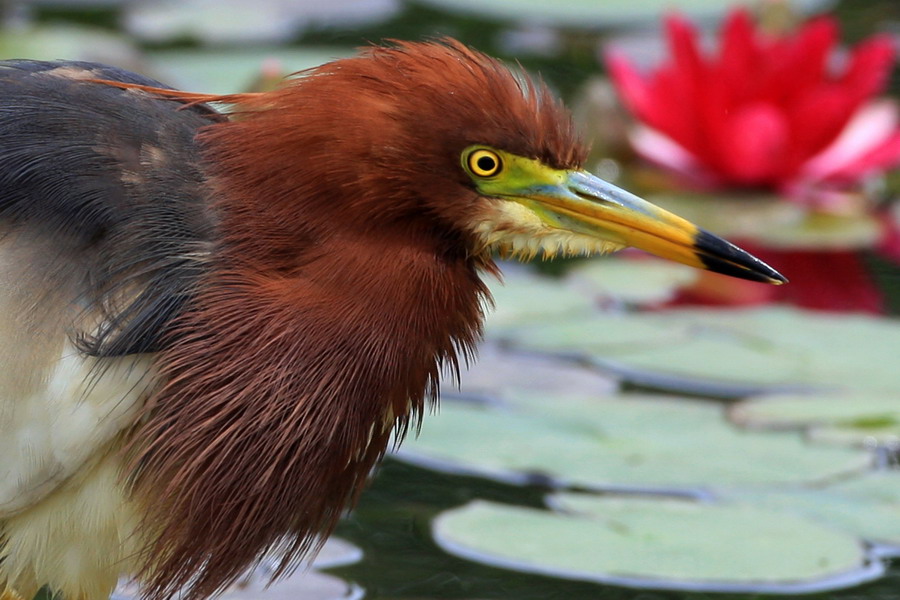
[694,229,788,285]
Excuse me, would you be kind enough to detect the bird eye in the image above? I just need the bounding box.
[466,149,503,178]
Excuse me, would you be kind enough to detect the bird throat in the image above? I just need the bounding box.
[474,199,626,260]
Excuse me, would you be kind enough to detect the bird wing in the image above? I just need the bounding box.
[0,61,217,515]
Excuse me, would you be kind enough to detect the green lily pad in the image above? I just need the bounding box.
[399,393,871,490]
[433,498,875,593]
[730,392,900,448]
[649,193,882,250]
[221,572,363,600]
[112,537,363,600]
[126,0,398,44]
[148,48,351,95]
[310,537,364,569]
[831,472,900,504]
[417,0,829,28]
[446,343,618,400]
[484,267,595,334]
[501,311,691,353]
[507,307,900,393]
[0,25,143,70]
[727,473,900,551]
[807,424,900,448]
[566,257,697,306]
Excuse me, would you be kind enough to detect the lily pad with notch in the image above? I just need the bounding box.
[433,496,880,594]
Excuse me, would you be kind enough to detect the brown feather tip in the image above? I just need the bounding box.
[87,78,263,109]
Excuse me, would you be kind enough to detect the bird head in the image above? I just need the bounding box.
[183,39,784,283]
[96,40,786,282]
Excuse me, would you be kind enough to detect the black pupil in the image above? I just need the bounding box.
[476,155,497,173]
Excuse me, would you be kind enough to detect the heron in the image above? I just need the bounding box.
[0,40,784,600]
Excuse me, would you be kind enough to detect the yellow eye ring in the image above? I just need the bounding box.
[466,149,503,178]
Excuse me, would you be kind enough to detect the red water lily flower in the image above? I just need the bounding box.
[606,9,900,209]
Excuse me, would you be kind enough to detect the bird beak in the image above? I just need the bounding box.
[518,170,787,285]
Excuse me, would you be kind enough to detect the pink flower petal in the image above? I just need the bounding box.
[767,17,837,105]
[784,85,856,163]
[719,103,789,184]
[718,8,758,73]
[800,100,900,181]
[662,14,706,151]
[646,66,701,153]
[605,50,654,121]
[695,73,732,164]
[665,13,704,83]
[828,131,900,181]
[630,126,714,186]
[840,35,896,103]
[716,9,760,108]
[608,7,899,196]
[795,17,839,75]
[605,48,698,153]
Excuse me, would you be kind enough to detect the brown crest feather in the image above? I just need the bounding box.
[124,38,583,600]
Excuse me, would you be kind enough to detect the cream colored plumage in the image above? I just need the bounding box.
[0,233,153,600]
[0,55,225,600]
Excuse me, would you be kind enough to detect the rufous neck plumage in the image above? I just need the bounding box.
[127,95,492,600]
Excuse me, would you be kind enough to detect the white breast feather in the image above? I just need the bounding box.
[0,236,156,600]
[0,345,152,515]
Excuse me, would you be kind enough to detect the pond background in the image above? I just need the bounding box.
[5,1,899,599]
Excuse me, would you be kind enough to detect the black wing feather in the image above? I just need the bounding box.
[0,60,220,356]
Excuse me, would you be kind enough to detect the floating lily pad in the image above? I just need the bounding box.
[566,257,698,306]
[309,537,364,569]
[126,0,398,44]
[417,0,830,28]
[217,571,363,600]
[148,48,351,95]
[486,257,696,333]
[730,392,900,448]
[807,424,900,449]
[433,498,876,594]
[727,473,900,551]
[484,267,594,334]
[0,25,143,70]
[398,393,870,491]
[506,307,900,393]
[587,356,813,400]
[649,193,882,250]
[500,311,691,353]
[112,537,363,600]
[444,343,618,400]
